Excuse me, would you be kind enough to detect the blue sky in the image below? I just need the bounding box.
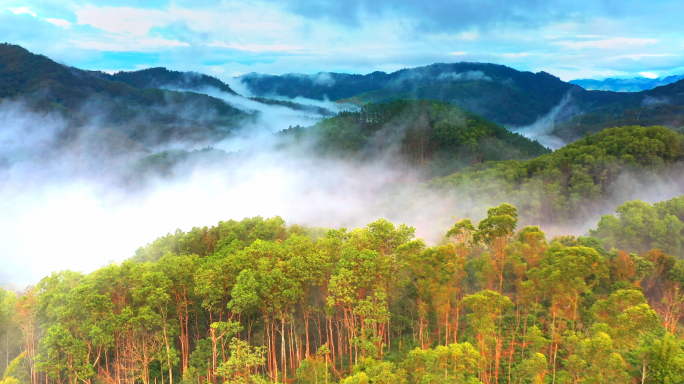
[2,0,684,81]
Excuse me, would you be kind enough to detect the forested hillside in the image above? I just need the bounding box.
[0,43,253,149]
[4,42,682,153]
[239,64,579,126]
[95,67,334,117]
[278,100,549,177]
[238,64,684,142]
[554,81,684,141]
[3,202,684,384]
[591,195,684,258]
[430,125,684,226]
[97,67,239,95]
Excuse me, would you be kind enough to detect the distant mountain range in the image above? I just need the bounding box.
[2,43,683,160]
[238,65,578,127]
[237,65,684,141]
[570,75,684,92]
[95,66,239,94]
[0,44,338,160]
[0,43,252,155]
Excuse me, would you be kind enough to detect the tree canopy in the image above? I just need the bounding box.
[3,200,684,384]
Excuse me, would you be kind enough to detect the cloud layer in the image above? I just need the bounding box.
[2,0,683,80]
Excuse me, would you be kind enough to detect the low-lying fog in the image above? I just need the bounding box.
[0,96,455,288]
[1,91,683,290]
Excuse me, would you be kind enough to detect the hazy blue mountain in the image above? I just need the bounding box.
[0,43,252,151]
[96,67,239,94]
[238,64,581,126]
[96,66,335,117]
[238,64,684,142]
[570,75,684,92]
[553,77,684,140]
[3,43,683,152]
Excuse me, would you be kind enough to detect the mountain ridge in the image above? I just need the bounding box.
[237,63,684,142]
[0,43,252,151]
[570,74,684,92]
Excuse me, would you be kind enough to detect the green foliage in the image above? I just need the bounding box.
[9,200,684,384]
[240,63,579,127]
[591,194,684,257]
[0,43,252,150]
[241,62,684,136]
[341,358,406,384]
[0,352,27,384]
[281,99,549,177]
[101,66,238,95]
[473,203,518,246]
[431,125,684,226]
[554,78,684,140]
[646,335,684,384]
[216,338,268,384]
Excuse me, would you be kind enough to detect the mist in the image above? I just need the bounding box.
[0,97,457,288]
[510,90,579,149]
[160,85,330,133]
[225,76,360,113]
[2,86,684,290]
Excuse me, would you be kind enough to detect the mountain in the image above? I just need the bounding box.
[570,74,684,92]
[278,99,550,178]
[0,43,252,151]
[4,42,682,157]
[553,78,684,140]
[237,64,684,142]
[97,67,335,116]
[96,66,239,94]
[239,64,580,127]
[430,125,684,227]
[129,99,550,181]
[247,97,335,117]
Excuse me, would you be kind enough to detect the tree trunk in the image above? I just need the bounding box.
[161,314,173,384]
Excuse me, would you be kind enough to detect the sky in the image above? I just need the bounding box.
[2,0,684,81]
[2,0,684,288]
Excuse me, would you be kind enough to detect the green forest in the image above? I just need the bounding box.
[0,43,252,148]
[238,63,684,139]
[3,43,684,384]
[429,125,684,227]
[3,198,684,384]
[279,100,549,178]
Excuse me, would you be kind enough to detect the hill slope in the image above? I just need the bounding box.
[239,64,579,127]
[278,99,550,177]
[554,79,684,140]
[238,64,684,142]
[430,125,684,226]
[0,43,252,150]
[571,74,684,92]
[98,66,239,94]
[98,66,336,117]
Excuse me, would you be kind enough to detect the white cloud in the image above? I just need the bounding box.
[556,37,658,50]
[75,6,170,36]
[500,52,529,58]
[74,36,189,51]
[209,41,303,52]
[3,0,684,84]
[7,7,37,17]
[616,53,672,60]
[640,71,658,79]
[45,18,73,28]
